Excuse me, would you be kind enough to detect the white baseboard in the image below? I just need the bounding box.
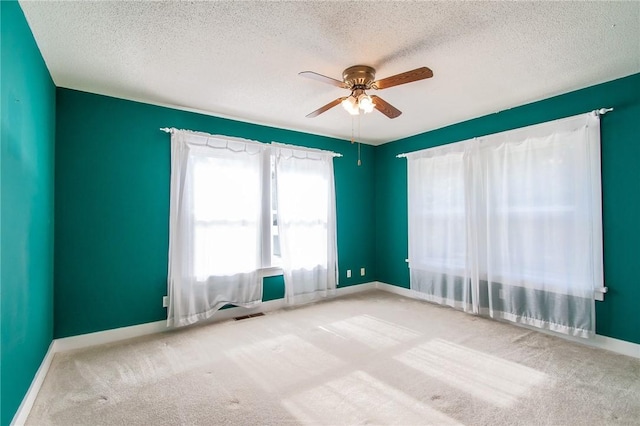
[54,282,376,353]
[53,320,170,353]
[517,322,640,359]
[588,334,640,358]
[374,281,640,359]
[336,281,377,295]
[54,299,286,353]
[375,281,417,298]
[11,342,56,426]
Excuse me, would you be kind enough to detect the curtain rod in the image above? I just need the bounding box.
[595,107,614,116]
[395,107,614,158]
[160,128,342,158]
[272,141,342,158]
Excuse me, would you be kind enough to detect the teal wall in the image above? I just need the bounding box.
[0,1,56,425]
[54,88,376,338]
[375,73,640,345]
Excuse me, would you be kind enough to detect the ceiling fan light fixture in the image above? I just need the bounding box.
[341,95,360,115]
[358,94,374,113]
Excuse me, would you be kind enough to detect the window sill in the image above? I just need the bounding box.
[259,267,283,278]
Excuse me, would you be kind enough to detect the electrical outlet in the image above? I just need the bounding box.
[162,296,168,308]
[346,269,352,278]
[360,267,365,276]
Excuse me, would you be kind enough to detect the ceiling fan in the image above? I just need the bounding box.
[299,65,433,119]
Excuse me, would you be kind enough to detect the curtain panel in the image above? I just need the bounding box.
[272,143,338,304]
[167,131,267,327]
[407,140,478,313]
[407,112,603,337]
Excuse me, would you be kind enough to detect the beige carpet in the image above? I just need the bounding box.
[27,290,640,425]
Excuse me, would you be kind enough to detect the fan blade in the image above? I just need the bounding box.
[299,71,348,88]
[306,97,346,118]
[372,67,433,90]
[371,95,402,119]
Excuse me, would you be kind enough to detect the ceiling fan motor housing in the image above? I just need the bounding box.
[343,65,376,89]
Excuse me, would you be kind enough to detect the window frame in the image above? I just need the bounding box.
[259,153,283,277]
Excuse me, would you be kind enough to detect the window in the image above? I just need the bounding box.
[408,149,467,273]
[167,133,267,327]
[406,112,603,337]
[167,131,338,326]
[407,142,474,313]
[482,141,592,292]
[191,149,264,278]
[190,151,283,280]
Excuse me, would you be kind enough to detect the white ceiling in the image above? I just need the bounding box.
[19,1,640,145]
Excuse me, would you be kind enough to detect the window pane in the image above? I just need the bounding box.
[276,160,329,269]
[409,152,467,272]
[193,224,258,277]
[190,153,262,278]
[482,135,592,291]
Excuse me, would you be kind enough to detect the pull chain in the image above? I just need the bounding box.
[351,116,355,144]
[357,114,362,166]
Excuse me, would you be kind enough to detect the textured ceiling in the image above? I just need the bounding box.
[19,1,640,145]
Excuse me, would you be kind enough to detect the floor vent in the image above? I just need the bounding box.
[234,312,265,321]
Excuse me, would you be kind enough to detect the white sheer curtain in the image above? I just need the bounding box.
[407,141,477,312]
[272,143,338,304]
[407,112,603,337]
[168,130,267,327]
[479,113,602,337]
